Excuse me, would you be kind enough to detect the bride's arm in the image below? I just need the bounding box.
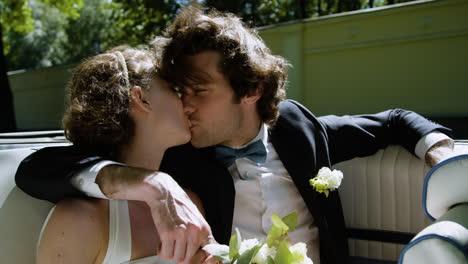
[37,199,109,264]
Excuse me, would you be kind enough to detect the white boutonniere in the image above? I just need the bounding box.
[309,167,343,197]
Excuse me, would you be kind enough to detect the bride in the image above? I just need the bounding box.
[37,46,209,264]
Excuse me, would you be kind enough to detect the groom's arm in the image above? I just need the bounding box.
[15,144,216,263]
[280,100,455,166]
[318,108,455,166]
[15,145,107,202]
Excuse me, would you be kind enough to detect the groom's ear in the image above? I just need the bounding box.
[242,82,263,105]
[130,86,151,113]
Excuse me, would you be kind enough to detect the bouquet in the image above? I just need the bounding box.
[203,211,313,264]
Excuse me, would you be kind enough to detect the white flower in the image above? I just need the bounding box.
[289,243,313,264]
[239,238,261,255]
[318,167,343,189]
[309,167,343,197]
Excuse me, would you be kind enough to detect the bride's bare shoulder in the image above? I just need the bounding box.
[37,198,109,264]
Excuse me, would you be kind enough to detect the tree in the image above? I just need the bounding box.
[7,0,181,70]
[108,0,180,47]
[203,0,314,26]
[0,0,83,132]
[6,1,69,70]
[1,0,417,132]
[203,0,415,27]
[61,0,118,64]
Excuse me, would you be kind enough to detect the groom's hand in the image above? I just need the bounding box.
[145,173,216,262]
[96,165,215,263]
[183,249,219,264]
[425,139,458,167]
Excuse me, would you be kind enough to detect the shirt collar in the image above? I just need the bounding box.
[236,123,269,150]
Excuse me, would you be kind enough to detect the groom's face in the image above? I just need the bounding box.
[181,51,245,148]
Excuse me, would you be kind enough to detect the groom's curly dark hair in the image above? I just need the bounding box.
[153,6,290,126]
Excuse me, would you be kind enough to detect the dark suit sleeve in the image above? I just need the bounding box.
[285,100,452,165]
[15,146,107,203]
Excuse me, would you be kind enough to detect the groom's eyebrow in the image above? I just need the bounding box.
[184,70,212,86]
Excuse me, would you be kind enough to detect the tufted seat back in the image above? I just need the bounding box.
[0,148,55,263]
[334,141,468,262]
[1,141,467,263]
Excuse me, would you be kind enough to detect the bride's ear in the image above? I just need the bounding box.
[130,86,151,113]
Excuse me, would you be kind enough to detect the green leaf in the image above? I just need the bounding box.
[275,241,293,264]
[267,256,276,264]
[267,224,283,247]
[267,213,293,247]
[229,228,241,259]
[282,211,298,232]
[237,245,262,264]
[202,244,231,264]
[271,213,289,231]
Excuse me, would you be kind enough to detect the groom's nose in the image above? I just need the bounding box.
[182,94,196,117]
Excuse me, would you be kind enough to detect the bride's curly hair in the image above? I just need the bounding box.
[62,46,157,155]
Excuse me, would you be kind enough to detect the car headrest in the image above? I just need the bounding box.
[423,154,468,221]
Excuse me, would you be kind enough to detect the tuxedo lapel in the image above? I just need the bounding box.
[269,111,349,264]
[269,125,326,234]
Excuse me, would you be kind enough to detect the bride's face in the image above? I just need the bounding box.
[144,77,191,147]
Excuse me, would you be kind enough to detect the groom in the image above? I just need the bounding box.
[16,6,454,264]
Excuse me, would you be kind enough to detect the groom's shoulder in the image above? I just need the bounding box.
[278,99,318,123]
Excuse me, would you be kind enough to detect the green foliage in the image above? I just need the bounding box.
[267,256,276,264]
[281,212,298,232]
[6,1,69,70]
[107,0,180,47]
[40,0,84,19]
[229,228,242,259]
[62,0,117,64]
[4,0,418,70]
[267,212,297,247]
[1,0,83,55]
[0,0,34,54]
[204,212,313,264]
[237,245,262,264]
[256,0,302,25]
[6,0,108,70]
[204,0,417,27]
[275,241,293,264]
[4,0,179,70]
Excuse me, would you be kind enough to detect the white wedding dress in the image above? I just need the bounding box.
[37,200,174,264]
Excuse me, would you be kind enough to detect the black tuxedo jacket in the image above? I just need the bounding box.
[15,100,451,264]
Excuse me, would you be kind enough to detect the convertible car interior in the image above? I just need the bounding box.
[1,131,467,263]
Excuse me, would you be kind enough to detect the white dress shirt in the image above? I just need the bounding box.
[227,124,320,263]
[71,124,452,263]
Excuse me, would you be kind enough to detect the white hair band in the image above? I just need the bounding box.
[114,51,130,88]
